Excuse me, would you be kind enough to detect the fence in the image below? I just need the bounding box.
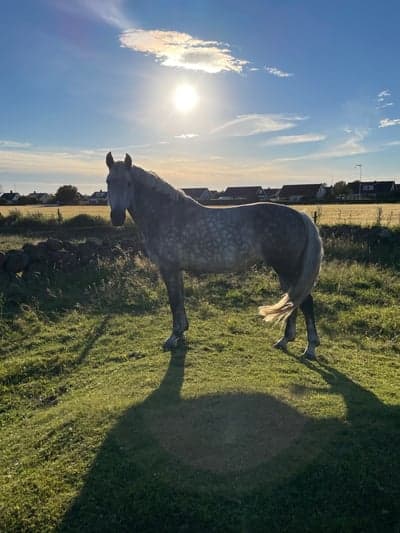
[2,203,400,227]
[298,204,400,227]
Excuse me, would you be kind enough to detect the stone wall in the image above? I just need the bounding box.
[0,238,139,278]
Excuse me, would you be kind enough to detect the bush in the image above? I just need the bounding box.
[0,211,111,229]
[0,210,58,229]
[63,214,109,227]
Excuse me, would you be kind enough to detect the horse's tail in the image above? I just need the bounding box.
[259,212,323,323]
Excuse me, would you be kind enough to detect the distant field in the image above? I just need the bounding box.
[1,202,400,226]
[0,204,109,220]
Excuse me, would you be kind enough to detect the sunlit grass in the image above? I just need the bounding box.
[1,237,400,531]
[0,205,109,219]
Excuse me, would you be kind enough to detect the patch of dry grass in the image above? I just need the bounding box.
[0,205,109,219]
[2,203,400,226]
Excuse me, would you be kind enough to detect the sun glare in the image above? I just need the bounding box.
[173,84,198,113]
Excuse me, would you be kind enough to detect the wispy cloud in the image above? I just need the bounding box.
[379,118,400,128]
[0,141,172,175]
[377,89,394,110]
[0,148,103,176]
[263,133,326,146]
[174,133,199,139]
[0,146,293,192]
[0,140,31,149]
[265,66,294,78]
[274,130,368,162]
[317,130,368,159]
[378,102,394,109]
[0,143,171,193]
[211,114,307,137]
[154,157,290,189]
[377,89,391,101]
[120,29,248,73]
[54,0,132,30]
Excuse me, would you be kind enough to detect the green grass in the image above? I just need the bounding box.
[0,227,400,532]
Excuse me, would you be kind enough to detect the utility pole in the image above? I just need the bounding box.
[355,164,362,200]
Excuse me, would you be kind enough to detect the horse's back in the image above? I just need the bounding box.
[221,202,308,273]
[200,202,306,244]
[171,202,307,273]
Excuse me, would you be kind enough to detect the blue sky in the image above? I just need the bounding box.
[1,0,400,193]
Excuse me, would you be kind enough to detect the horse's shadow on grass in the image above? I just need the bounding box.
[0,316,111,389]
[59,345,400,532]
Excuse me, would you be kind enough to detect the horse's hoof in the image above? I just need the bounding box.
[163,334,184,351]
[163,337,177,351]
[274,339,288,352]
[302,349,316,360]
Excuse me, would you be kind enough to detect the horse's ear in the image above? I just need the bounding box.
[124,153,132,169]
[106,152,114,169]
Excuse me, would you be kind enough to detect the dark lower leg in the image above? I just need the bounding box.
[274,309,298,351]
[300,295,320,359]
[161,268,189,350]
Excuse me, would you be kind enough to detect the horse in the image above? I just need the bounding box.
[105,152,323,359]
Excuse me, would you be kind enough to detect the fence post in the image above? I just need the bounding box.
[313,210,318,225]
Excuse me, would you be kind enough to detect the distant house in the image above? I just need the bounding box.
[263,187,281,201]
[182,187,212,203]
[27,192,51,204]
[220,186,265,203]
[89,190,108,205]
[278,184,327,203]
[346,180,396,200]
[1,190,20,204]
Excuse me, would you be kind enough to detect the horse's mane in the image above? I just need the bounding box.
[131,164,193,203]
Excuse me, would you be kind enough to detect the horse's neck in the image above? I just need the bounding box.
[128,180,189,237]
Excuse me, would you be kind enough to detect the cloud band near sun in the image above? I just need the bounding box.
[119,29,248,73]
[211,114,307,137]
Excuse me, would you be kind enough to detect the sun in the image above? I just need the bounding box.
[173,84,198,113]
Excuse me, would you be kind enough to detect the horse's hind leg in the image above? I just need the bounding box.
[274,309,298,351]
[300,294,320,360]
[160,268,189,351]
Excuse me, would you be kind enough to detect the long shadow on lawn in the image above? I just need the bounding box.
[0,315,112,389]
[60,348,400,532]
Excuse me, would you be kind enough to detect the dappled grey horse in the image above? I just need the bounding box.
[106,153,323,359]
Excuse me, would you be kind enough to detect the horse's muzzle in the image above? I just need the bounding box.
[110,209,126,227]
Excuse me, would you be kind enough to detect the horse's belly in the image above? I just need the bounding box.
[180,244,260,273]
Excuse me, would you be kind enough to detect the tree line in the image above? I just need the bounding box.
[0,185,81,205]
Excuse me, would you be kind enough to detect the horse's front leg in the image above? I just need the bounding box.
[161,267,189,351]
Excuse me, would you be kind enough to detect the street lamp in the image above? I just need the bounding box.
[355,164,362,200]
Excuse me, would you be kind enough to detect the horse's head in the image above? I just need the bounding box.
[106,152,133,226]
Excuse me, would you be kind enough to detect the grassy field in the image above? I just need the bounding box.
[1,223,400,531]
[2,202,400,226]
